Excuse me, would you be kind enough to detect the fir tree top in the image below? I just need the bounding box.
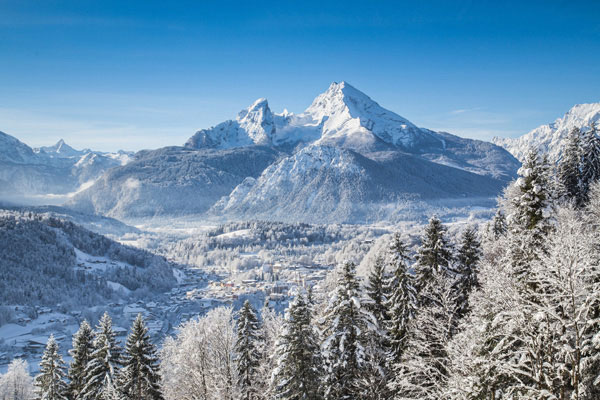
[35,334,68,400]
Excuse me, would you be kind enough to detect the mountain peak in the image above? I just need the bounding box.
[39,139,80,157]
[236,98,275,146]
[303,81,438,150]
[306,81,373,117]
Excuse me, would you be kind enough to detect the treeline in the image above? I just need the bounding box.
[0,312,163,400]
[164,220,381,270]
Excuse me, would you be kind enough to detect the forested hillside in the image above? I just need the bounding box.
[0,211,176,308]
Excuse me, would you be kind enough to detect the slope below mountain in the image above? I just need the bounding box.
[68,146,281,219]
[0,210,176,307]
[211,145,507,224]
[493,103,600,161]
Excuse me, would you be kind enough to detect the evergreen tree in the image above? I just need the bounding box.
[68,320,95,400]
[580,122,600,203]
[365,255,388,328]
[558,127,583,203]
[452,228,481,321]
[508,149,552,286]
[511,149,552,233]
[81,312,122,400]
[235,300,262,400]
[414,216,453,301]
[383,234,417,364]
[390,271,457,400]
[363,253,394,400]
[120,314,164,400]
[271,294,322,400]
[320,262,378,400]
[101,381,124,400]
[492,209,507,239]
[34,335,68,400]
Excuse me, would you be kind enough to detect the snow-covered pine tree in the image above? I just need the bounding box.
[491,209,507,239]
[100,381,124,400]
[256,306,283,400]
[271,293,322,400]
[119,314,163,400]
[68,320,95,400]
[235,300,262,400]
[580,121,600,203]
[365,255,388,331]
[383,234,417,365]
[320,262,379,400]
[34,335,68,400]
[414,216,453,303]
[581,184,600,399]
[507,149,552,287]
[524,207,600,399]
[557,127,583,204]
[511,149,552,233]
[389,270,457,400]
[81,312,122,400]
[444,243,523,399]
[452,228,481,321]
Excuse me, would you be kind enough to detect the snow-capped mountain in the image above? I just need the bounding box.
[0,132,131,200]
[187,82,442,152]
[493,103,600,161]
[67,81,518,222]
[187,81,518,179]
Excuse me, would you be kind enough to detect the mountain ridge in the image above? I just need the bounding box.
[493,102,600,161]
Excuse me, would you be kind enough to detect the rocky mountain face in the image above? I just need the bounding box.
[493,103,600,161]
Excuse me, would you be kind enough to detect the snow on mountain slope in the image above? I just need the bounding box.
[306,82,442,150]
[493,103,600,161]
[0,209,176,307]
[211,144,508,224]
[0,131,40,164]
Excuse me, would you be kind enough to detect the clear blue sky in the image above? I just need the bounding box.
[1,0,599,151]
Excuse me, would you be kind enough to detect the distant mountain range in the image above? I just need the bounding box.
[493,103,600,161]
[62,82,519,223]
[0,132,131,200]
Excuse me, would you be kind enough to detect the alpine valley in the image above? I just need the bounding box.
[2,81,599,384]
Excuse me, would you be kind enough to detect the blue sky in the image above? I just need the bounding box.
[1,0,599,151]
